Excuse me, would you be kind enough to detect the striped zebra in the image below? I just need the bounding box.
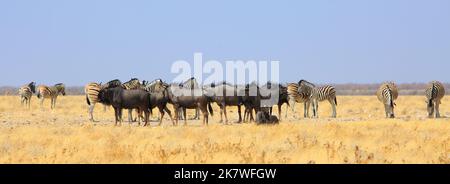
[84,82,106,122]
[18,82,36,108]
[376,82,399,118]
[122,78,142,90]
[425,81,445,118]
[286,82,312,118]
[298,80,337,118]
[142,79,165,93]
[36,83,66,109]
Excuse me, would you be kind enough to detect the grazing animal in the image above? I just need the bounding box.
[177,77,201,120]
[425,81,445,118]
[122,78,144,122]
[286,82,312,118]
[36,83,66,109]
[168,84,213,126]
[98,87,151,126]
[102,79,122,89]
[255,107,279,125]
[85,82,113,122]
[262,82,289,121]
[241,83,264,123]
[298,80,337,118]
[18,82,36,108]
[142,79,175,125]
[204,82,244,124]
[376,82,399,118]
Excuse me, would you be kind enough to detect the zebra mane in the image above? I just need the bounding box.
[299,80,316,88]
[54,83,64,87]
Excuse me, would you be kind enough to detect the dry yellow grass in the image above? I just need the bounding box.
[0,95,448,164]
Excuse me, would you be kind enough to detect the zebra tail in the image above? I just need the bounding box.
[86,95,91,105]
[208,102,214,116]
[334,96,338,106]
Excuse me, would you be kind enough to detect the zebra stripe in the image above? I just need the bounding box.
[377,82,398,118]
[37,83,66,109]
[425,81,445,118]
[286,83,312,118]
[122,78,142,90]
[142,79,166,93]
[18,82,36,108]
[85,82,103,121]
[308,85,337,118]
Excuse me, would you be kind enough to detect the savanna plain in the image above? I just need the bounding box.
[0,96,448,164]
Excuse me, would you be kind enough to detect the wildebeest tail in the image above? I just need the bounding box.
[208,102,214,116]
[36,90,41,99]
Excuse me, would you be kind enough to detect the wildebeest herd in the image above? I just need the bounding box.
[18,78,446,126]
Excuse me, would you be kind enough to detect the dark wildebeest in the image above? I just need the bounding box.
[142,79,175,126]
[255,107,279,125]
[168,84,213,126]
[204,82,244,124]
[176,78,201,120]
[98,87,151,126]
[242,83,262,123]
[262,82,289,121]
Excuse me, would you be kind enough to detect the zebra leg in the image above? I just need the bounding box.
[128,109,133,123]
[312,100,318,118]
[89,103,96,122]
[27,98,31,109]
[289,99,296,119]
[306,101,312,118]
[329,98,337,118]
[40,97,44,108]
[435,101,441,118]
[304,102,307,118]
[278,104,282,121]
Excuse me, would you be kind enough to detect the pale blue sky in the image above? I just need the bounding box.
[1,0,449,86]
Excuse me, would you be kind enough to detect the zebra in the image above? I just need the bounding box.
[425,81,445,118]
[122,78,142,90]
[286,82,313,118]
[84,82,105,122]
[142,79,166,93]
[376,82,399,118]
[36,83,66,109]
[298,80,337,118]
[18,82,36,108]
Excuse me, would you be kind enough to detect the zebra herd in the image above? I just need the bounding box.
[19,82,66,109]
[18,79,446,126]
